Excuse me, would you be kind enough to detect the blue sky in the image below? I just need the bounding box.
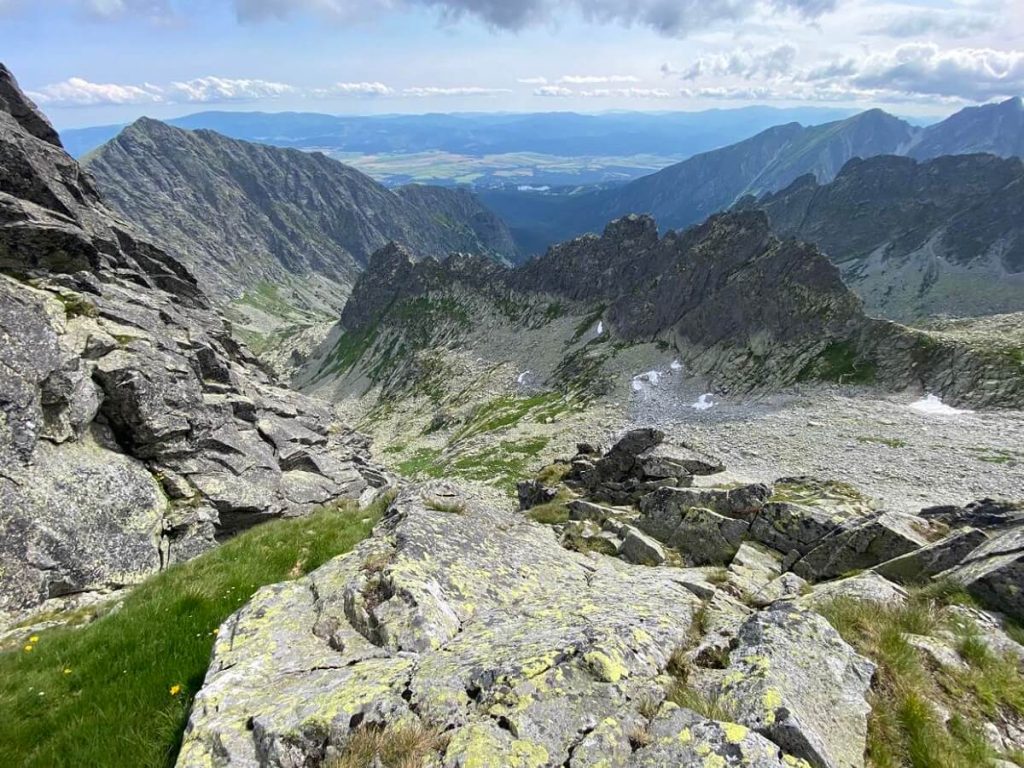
[2,0,1022,128]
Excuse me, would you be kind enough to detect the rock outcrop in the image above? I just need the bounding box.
[0,64,385,614]
[751,153,1024,321]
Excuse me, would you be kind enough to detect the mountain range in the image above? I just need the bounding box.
[746,153,1024,322]
[61,106,862,160]
[83,117,517,351]
[482,97,1024,254]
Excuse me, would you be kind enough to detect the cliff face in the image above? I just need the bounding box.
[0,64,387,614]
[752,153,1024,321]
[83,118,518,344]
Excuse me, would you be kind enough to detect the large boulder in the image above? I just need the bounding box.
[943,526,1024,622]
[720,603,875,768]
[177,484,711,767]
[638,487,751,565]
[792,512,930,582]
[874,528,988,585]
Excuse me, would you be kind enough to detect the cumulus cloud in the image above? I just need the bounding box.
[27,77,164,106]
[675,44,798,81]
[314,81,394,96]
[402,86,512,96]
[534,85,575,97]
[230,0,839,36]
[517,76,549,85]
[166,76,296,102]
[807,44,1024,101]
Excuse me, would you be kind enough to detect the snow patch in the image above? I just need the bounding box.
[516,371,532,385]
[909,394,972,416]
[691,394,716,411]
[596,321,604,336]
[670,359,683,371]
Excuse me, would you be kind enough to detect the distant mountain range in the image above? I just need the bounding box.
[84,117,517,349]
[63,106,861,161]
[746,153,1024,321]
[481,97,1024,255]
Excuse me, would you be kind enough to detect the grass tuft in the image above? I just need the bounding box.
[0,495,388,768]
[328,720,450,768]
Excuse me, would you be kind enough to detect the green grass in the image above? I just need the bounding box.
[817,585,1024,768]
[0,495,391,768]
[857,436,909,449]
[797,341,877,385]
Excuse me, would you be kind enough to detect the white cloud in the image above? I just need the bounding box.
[166,76,297,102]
[558,74,641,84]
[847,44,1024,101]
[26,77,164,106]
[675,44,798,81]
[402,86,512,96]
[534,85,575,97]
[517,76,549,85]
[866,9,996,40]
[314,81,394,96]
[580,87,671,98]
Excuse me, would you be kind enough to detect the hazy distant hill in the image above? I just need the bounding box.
[62,106,859,160]
[84,117,517,346]
[749,153,1024,321]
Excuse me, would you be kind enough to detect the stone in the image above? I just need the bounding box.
[517,479,557,511]
[619,526,666,566]
[920,499,1024,531]
[798,572,909,611]
[647,484,772,521]
[720,603,875,768]
[943,525,1024,622]
[568,499,618,523]
[874,527,988,585]
[177,484,706,767]
[638,488,750,565]
[792,512,931,583]
[749,572,809,608]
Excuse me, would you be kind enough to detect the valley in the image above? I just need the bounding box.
[2,38,1024,768]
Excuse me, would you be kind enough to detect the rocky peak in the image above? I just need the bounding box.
[0,63,61,147]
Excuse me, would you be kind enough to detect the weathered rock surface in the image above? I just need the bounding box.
[720,604,875,768]
[0,64,384,613]
[178,483,716,767]
[944,525,1024,622]
[792,512,932,583]
[874,528,988,585]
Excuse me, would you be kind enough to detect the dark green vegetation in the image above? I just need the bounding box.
[0,495,392,768]
[798,341,877,385]
[819,583,1024,768]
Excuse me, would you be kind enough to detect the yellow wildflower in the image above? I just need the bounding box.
[170,684,182,696]
[29,635,39,643]
[23,645,33,653]
[63,668,72,675]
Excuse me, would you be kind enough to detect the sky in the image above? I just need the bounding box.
[1,0,1022,128]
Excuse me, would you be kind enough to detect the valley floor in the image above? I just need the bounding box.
[628,383,1024,515]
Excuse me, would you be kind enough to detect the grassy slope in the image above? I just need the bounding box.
[0,496,390,768]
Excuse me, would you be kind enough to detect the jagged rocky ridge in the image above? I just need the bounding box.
[177,428,1024,767]
[83,118,518,350]
[744,153,1024,321]
[304,211,1024,408]
[0,64,388,614]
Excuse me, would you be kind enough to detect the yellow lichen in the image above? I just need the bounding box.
[722,722,748,744]
[584,650,629,683]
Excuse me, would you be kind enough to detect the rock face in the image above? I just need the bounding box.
[177,484,714,767]
[0,64,385,613]
[84,117,518,342]
[752,154,1024,321]
[306,207,1024,410]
